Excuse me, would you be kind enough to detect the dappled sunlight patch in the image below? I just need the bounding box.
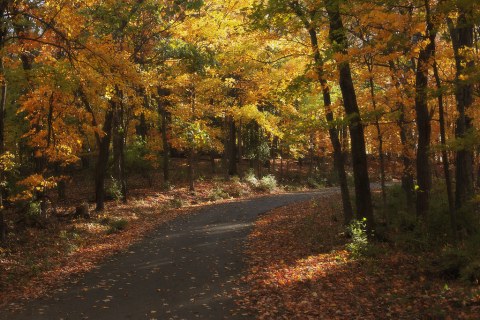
[239,194,480,319]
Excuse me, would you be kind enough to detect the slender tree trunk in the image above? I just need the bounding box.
[228,116,237,176]
[367,73,387,211]
[55,164,66,200]
[223,117,229,180]
[161,109,170,187]
[210,150,216,175]
[95,110,114,211]
[388,61,415,209]
[157,88,171,188]
[326,0,373,229]
[137,113,148,141]
[188,149,195,192]
[0,56,6,244]
[398,114,415,210]
[308,133,314,176]
[279,151,284,181]
[271,137,278,174]
[112,105,127,202]
[288,4,354,223]
[414,0,436,220]
[448,7,475,210]
[433,61,456,239]
[237,120,243,176]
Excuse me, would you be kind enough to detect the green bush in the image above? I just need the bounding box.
[26,201,42,218]
[124,137,154,175]
[107,177,123,202]
[257,174,277,192]
[346,218,370,259]
[227,176,249,197]
[107,218,128,234]
[306,175,327,189]
[209,185,230,201]
[244,169,259,188]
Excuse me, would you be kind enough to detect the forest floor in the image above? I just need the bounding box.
[237,193,480,319]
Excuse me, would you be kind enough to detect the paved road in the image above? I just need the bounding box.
[1,191,327,320]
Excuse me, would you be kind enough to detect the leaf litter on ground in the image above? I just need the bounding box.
[237,194,480,319]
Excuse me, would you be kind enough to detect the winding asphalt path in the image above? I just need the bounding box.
[1,191,327,320]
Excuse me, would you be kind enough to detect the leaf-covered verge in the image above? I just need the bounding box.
[238,194,480,319]
[0,178,283,310]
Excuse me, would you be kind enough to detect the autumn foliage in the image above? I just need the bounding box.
[0,0,479,317]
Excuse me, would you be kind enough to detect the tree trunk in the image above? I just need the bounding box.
[287,3,354,222]
[366,72,387,211]
[433,61,456,239]
[112,106,127,202]
[308,133,314,176]
[388,61,415,210]
[95,110,114,211]
[136,113,148,141]
[210,150,216,174]
[188,149,195,192]
[55,164,66,200]
[237,120,243,176]
[157,89,171,188]
[228,116,237,176]
[326,0,373,229]
[448,7,475,210]
[414,0,436,220]
[0,56,6,244]
[279,152,284,181]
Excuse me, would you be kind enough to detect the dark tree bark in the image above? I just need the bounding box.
[289,1,353,223]
[157,88,171,188]
[0,56,6,243]
[210,150,216,174]
[388,61,415,210]
[55,164,66,200]
[308,133,314,176]
[448,5,475,210]
[228,116,237,176]
[237,120,243,171]
[414,0,436,220]
[112,103,127,203]
[188,149,195,192]
[325,0,373,229]
[161,107,170,187]
[364,55,387,211]
[136,113,148,141]
[223,116,229,180]
[433,61,456,240]
[95,110,114,211]
[398,112,415,209]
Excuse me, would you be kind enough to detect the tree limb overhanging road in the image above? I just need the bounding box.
[2,191,330,320]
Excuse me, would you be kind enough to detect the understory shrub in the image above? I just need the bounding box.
[169,197,184,208]
[226,176,249,197]
[378,182,480,283]
[346,218,370,259]
[107,218,128,234]
[244,169,258,188]
[208,185,230,201]
[257,174,277,192]
[107,177,123,202]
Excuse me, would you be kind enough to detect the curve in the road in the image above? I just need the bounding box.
[1,190,330,320]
